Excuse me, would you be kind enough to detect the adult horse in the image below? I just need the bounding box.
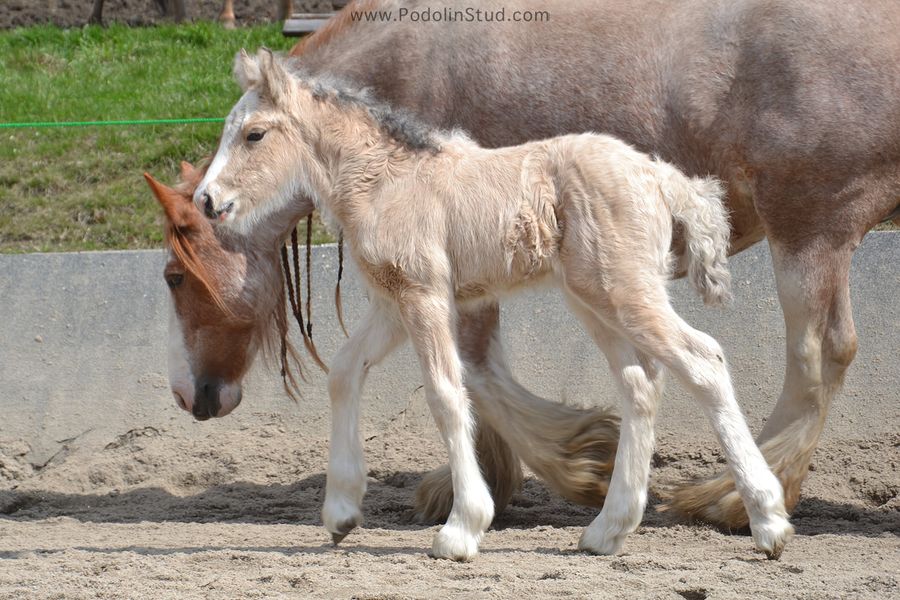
[264,0,899,529]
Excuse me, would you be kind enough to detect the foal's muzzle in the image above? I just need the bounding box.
[200,191,235,221]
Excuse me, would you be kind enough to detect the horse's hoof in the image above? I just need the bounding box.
[431,523,481,562]
[751,515,794,560]
[328,517,359,546]
[331,531,349,546]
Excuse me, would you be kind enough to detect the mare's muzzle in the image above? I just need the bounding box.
[193,376,223,421]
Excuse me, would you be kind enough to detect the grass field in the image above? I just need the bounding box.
[0,23,331,253]
[1,24,895,253]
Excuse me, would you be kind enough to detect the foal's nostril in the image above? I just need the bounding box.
[202,192,216,220]
[220,201,235,215]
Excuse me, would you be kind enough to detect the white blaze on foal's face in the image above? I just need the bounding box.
[193,48,314,232]
[192,91,260,226]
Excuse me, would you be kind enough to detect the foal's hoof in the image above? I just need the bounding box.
[577,528,625,556]
[751,515,794,560]
[431,523,481,562]
[327,517,360,546]
[331,530,350,546]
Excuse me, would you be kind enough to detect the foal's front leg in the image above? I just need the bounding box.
[399,292,494,561]
[323,300,406,543]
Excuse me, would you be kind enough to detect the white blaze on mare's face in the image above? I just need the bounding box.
[194,91,260,224]
[168,289,246,417]
[167,295,195,413]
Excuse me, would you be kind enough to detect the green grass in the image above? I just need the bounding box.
[1,24,895,253]
[0,23,332,253]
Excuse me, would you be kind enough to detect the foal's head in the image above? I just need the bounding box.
[146,166,290,420]
[193,48,438,230]
[192,48,323,230]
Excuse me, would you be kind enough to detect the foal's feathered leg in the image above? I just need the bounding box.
[668,241,858,529]
[323,300,406,543]
[607,287,794,558]
[414,303,620,523]
[399,291,493,561]
[415,414,522,524]
[564,293,665,555]
[416,304,523,522]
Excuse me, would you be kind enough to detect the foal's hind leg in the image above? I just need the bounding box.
[567,272,793,557]
[611,291,793,558]
[564,293,665,555]
[669,241,858,527]
[323,300,406,543]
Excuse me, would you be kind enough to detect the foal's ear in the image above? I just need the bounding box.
[144,173,194,228]
[180,161,197,181]
[233,48,262,92]
[256,47,294,108]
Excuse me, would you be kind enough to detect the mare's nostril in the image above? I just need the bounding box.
[202,192,216,219]
[220,201,235,215]
[194,376,222,420]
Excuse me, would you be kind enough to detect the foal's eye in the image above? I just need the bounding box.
[246,130,266,143]
[165,273,184,289]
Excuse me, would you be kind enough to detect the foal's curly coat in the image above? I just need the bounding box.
[191,49,793,561]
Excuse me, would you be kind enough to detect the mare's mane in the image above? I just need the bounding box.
[289,0,385,57]
[162,172,332,400]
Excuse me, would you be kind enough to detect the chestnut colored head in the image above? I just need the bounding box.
[146,165,287,420]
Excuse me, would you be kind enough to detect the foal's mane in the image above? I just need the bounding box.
[286,63,442,153]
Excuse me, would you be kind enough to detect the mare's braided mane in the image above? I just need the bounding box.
[278,216,349,397]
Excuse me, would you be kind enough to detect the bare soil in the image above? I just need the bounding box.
[0,415,897,599]
[0,0,335,29]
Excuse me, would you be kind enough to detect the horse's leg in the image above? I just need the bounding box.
[564,254,792,557]
[563,292,665,555]
[170,0,185,22]
[89,0,104,24]
[322,300,406,543]
[609,288,793,558]
[669,241,858,527]
[218,0,236,29]
[414,302,620,522]
[399,292,493,561]
[277,0,292,21]
[415,304,523,522]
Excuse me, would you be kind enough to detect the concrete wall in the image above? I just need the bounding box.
[1,233,897,466]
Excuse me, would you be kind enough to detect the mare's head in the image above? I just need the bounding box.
[192,48,323,230]
[146,165,291,420]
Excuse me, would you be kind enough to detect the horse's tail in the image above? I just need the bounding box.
[659,165,732,306]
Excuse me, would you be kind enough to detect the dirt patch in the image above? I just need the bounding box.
[0,0,337,30]
[0,415,897,598]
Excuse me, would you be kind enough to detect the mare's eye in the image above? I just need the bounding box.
[165,273,184,289]
[246,130,266,143]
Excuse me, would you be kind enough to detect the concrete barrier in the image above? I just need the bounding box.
[1,233,897,466]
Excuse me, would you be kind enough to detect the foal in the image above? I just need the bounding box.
[194,49,793,560]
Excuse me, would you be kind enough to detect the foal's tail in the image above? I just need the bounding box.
[660,165,732,306]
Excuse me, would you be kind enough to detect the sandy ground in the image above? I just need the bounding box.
[0,412,897,599]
